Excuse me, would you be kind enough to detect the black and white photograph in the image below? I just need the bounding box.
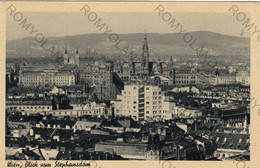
[4,2,253,163]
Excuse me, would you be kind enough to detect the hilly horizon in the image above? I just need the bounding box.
[6,31,250,60]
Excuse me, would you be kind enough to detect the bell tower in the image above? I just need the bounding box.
[64,48,69,64]
[141,30,149,74]
[75,48,79,66]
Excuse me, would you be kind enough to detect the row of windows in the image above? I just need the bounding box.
[145,110,161,114]
[175,76,196,79]
[9,106,50,110]
[175,71,192,74]
[55,110,101,116]
[21,76,74,79]
[175,81,196,84]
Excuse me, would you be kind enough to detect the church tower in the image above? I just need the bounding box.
[64,48,69,64]
[75,48,79,66]
[141,30,149,74]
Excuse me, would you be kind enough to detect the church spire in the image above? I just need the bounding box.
[143,29,149,51]
[141,30,149,74]
[65,48,68,54]
[76,48,79,54]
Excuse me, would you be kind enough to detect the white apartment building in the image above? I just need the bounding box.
[113,85,172,121]
[112,85,203,121]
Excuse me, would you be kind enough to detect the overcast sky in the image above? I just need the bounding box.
[6,12,250,41]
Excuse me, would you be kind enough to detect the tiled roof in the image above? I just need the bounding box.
[214,132,249,150]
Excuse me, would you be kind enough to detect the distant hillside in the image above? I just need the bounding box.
[6,31,250,60]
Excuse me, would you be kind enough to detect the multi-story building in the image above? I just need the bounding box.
[112,85,180,121]
[173,67,199,86]
[236,71,250,85]
[6,100,53,113]
[6,66,15,89]
[72,101,108,116]
[112,85,161,121]
[215,73,236,85]
[46,101,108,118]
[206,69,249,86]
[79,61,123,100]
[18,65,78,87]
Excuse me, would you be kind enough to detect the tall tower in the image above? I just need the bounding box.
[64,48,69,64]
[75,48,79,66]
[142,30,149,74]
[156,56,162,74]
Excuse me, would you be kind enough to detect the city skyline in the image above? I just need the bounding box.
[5,5,251,162]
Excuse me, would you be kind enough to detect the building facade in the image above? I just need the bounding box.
[6,100,53,113]
[18,65,78,87]
[78,61,123,99]
[64,49,79,66]
[112,85,180,121]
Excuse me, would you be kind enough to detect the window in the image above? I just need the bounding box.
[134,101,137,104]
[146,101,149,104]
[146,87,150,90]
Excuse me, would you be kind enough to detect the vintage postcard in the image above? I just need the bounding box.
[1,1,260,168]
